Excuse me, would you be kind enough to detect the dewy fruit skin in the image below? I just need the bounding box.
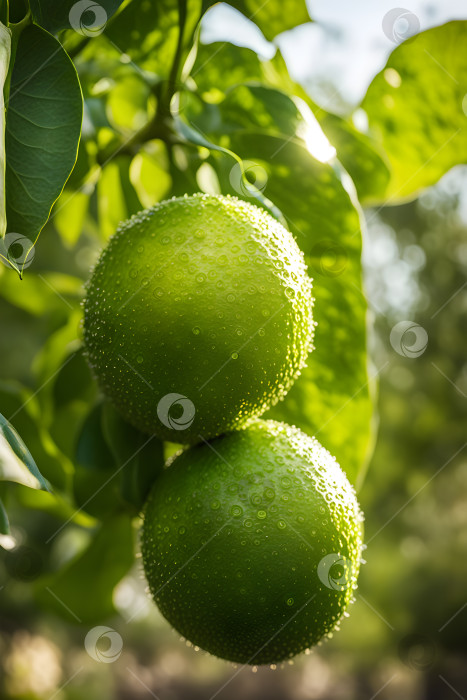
[83,193,314,443]
[142,420,364,665]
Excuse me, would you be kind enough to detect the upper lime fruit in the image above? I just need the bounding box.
[83,193,314,443]
[141,420,364,665]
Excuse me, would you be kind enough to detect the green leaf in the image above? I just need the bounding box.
[104,0,201,78]
[0,411,49,490]
[5,24,82,268]
[74,402,119,519]
[192,42,263,95]
[218,84,302,136]
[0,2,8,25]
[15,484,96,528]
[54,189,90,247]
[229,0,310,41]
[101,402,165,511]
[0,22,10,241]
[190,42,390,204]
[0,496,10,534]
[73,401,164,517]
[0,380,73,491]
[362,20,467,202]
[0,268,83,315]
[129,140,172,208]
[98,156,142,239]
[317,113,391,206]
[36,514,134,623]
[212,133,372,486]
[29,0,125,34]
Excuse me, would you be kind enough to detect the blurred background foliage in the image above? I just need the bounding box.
[1,0,466,698]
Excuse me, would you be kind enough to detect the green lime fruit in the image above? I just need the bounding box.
[83,194,314,444]
[141,420,364,665]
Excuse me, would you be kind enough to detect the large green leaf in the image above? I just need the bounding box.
[228,0,310,40]
[37,515,134,623]
[362,21,467,202]
[0,411,49,490]
[210,133,372,486]
[29,0,125,34]
[5,24,82,268]
[190,42,390,204]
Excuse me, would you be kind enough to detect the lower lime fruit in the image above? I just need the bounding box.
[83,194,314,444]
[141,420,364,665]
